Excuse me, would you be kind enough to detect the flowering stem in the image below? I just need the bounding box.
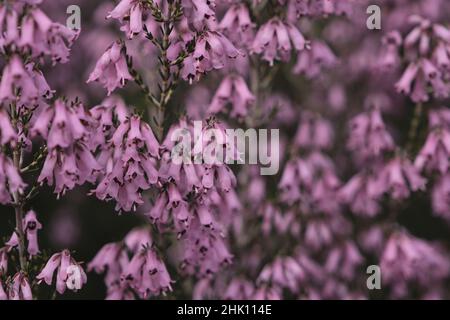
[10,103,27,272]
[154,21,172,141]
[406,102,424,155]
[12,147,27,272]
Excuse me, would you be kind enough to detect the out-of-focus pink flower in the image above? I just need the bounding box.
[347,108,394,159]
[0,154,26,205]
[219,4,255,46]
[432,174,450,221]
[371,155,426,200]
[251,18,308,65]
[208,74,255,118]
[293,40,337,78]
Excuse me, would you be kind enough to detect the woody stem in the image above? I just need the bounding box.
[406,102,424,155]
[11,106,27,272]
[154,12,174,142]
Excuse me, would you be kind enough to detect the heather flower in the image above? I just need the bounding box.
[178,219,232,276]
[257,257,305,294]
[371,155,426,200]
[415,126,450,174]
[293,40,337,78]
[394,16,450,101]
[8,273,32,300]
[181,31,241,83]
[36,249,87,294]
[261,204,300,236]
[294,112,334,150]
[0,110,17,146]
[20,8,79,64]
[431,174,450,221]
[208,74,255,118]
[347,108,395,159]
[23,210,42,257]
[379,31,402,69]
[304,219,334,251]
[107,0,147,38]
[89,96,129,151]
[395,59,450,102]
[224,278,255,300]
[339,171,381,217]
[0,55,40,106]
[219,4,255,46]
[252,286,282,300]
[93,115,159,212]
[87,41,133,95]
[251,18,308,66]
[31,99,101,196]
[182,0,217,30]
[0,154,26,205]
[381,230,450,295]
[88,242,124,274]
[121,247,173,298]
[324,241,363,280]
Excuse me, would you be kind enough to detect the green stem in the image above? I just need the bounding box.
[406,102,424,155]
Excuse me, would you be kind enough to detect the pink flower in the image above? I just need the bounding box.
[294,112,334,150]
[257,257,305,293]
[32,100,101,196]
[121,247,173,298]
[219,4,255,46]
[88,242,124,274]
[181,31,241,83]
[20,8,79,64]
[37,249,87,294]
[293,40,337,78]
[432,174,450,221]
[107,0,146,38]
[208,74,255,118]
[251,18,308,65]
[415,126,450,174]
[339,171,381,217]
[182,0,217,30]
[379,31,402,69]
[0,56,41,106]
[0,154,26,205]
[347,108,394,159]
[9,273,32,300]
[87,41,133,95]
[0,110,17,146]
[93,115,159,212]
[381,230,450,293]
[24,210,42,257]
[372,156,426,200]
[325,241,363,280]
